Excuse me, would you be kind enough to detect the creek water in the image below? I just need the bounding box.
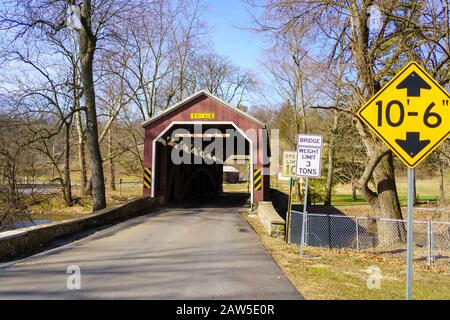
[12,218,53,229]
[4,214,74,232]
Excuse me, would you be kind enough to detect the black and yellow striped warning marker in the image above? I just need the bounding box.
[143,167,152,189]
[253,168,262,191]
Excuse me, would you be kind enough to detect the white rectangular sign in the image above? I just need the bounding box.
[295,134,323,178]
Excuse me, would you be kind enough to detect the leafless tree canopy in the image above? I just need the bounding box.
[0,0,258,226]
[0,0,448,232]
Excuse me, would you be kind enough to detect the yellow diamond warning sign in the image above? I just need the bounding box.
[357,61,450,168]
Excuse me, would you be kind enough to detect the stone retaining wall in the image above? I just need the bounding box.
[0,196,155,262]
[257,201,285,238]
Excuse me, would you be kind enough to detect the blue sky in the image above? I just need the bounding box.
[203,0,281,107]
[204,0,266,74]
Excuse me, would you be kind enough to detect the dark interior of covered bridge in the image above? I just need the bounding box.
[154,124,250,203]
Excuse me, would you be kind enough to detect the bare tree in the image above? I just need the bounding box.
[1,41,78,206]
[0,0,140,210]
[249,0,450,245]
[189,53,257,105]
[0,115,36,230]
[77,0,106,210]
[259,27,321,201]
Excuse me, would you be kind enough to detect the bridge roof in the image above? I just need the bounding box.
[141,90,266,128]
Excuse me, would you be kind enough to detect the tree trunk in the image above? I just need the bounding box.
[294,179,302,202]
[371,152,405,246]
[80,0,106,211]
[349,3,405,246]
[63,122,73,206]
[295,178,311,206]
[108,127,116,191]
[352,185,357,201]
[439,158,445,202]
[85,177,92,195]
[355,143,406,246]
[324,111,339,206]
[76,112,89,196]
[71,30,88,198]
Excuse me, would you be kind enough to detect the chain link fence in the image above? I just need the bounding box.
[290,210,450,267]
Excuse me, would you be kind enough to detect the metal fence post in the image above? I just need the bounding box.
[355,217,360,251]
[305,213,308,246]
[427,219,432,266]
[430,221,435,266]
[327,215,331,249]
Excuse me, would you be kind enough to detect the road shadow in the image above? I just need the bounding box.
[166,192,250,209]
[0,208,169,264]
[288,204,380,250]
[270,188,288,220]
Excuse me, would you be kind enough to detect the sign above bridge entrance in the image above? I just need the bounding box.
[190,112,215,119]
[357,62,450,168]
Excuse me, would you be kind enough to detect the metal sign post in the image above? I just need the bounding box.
[281,151,298,243]
[406,168,414,300]
[285,178,293,243]
[300,177,309,256]
[295,134,323,257]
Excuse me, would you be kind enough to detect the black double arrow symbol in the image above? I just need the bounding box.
[394,71,442,158]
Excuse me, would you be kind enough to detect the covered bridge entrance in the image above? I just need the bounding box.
[141,90,270,207]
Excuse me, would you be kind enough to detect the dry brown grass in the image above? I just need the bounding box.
[28,185,144,219]
[222,182,250,193]
[242,212,450,300]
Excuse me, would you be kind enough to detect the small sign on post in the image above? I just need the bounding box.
[281,151,297,178]
[281,151,298,243]
[295,134,323,256]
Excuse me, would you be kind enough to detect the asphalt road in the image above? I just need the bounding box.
[0,193,301,299]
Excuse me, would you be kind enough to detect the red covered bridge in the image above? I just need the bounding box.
[141,90,271,207]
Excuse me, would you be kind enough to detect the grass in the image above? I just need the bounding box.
[28,184,143,218]
[243,212,450,300]
[223,181,251,193]
[335,172,450,205]
[329,194,367,205]
[328,193,439,206]
[29,173,142,186]
[272,170,450,205]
